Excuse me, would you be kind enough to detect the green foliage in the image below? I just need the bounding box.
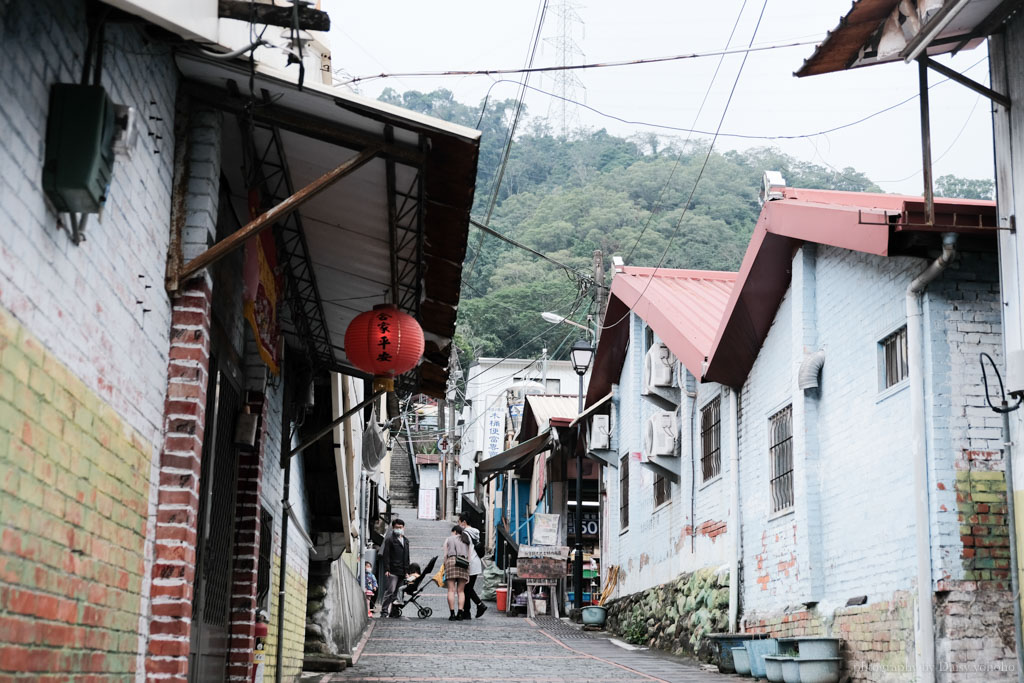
[383,89,887,364]
[624,608,649,645]
[935,174,994,200]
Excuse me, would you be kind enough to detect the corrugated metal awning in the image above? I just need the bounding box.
[174,51,480,397]
[476,430,552,483]
[797,0,998,77]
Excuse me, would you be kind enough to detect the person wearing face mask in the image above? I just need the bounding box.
[378,519,410,618]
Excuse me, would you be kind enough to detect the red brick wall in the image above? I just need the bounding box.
[744,593,915,683]
[226,392,267,682]
[0,306,154,679]
[145,276,213,681]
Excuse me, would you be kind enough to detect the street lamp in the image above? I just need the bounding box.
[570,338,594,615]
[542,311,595,338]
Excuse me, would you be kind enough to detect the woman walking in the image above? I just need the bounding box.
[459,514,486,620]
[443,525,471,620]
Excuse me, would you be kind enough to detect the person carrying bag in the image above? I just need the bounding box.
[442,526,471,620]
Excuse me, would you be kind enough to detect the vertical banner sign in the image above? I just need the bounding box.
[244,189,282,374]
[485,408,504,460]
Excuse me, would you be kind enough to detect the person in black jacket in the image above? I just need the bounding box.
[378,518,410,618]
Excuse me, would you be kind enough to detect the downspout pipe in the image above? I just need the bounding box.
[728,387,740,632]
[907,232,957,681]
[798,350,826,391]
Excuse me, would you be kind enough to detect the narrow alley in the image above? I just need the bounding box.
[308,510,724,683]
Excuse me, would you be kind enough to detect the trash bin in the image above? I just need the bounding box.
[496,586,508,612]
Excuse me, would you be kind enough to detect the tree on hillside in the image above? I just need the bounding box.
[381,89,886,363]
[935,174,994,200]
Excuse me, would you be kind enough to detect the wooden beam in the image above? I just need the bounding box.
[218,0,330,31]
[177,146,380,282]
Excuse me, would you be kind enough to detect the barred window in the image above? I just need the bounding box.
[654,473,670,507]
[880,326,909,389]
[619,455,629,529]
[769,405,793,513]
[700,397,722,482]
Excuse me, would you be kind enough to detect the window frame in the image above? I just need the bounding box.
[619,454,629,530]
[768,405,794,514]
[878,325,910,391]
[653,472,670,508]
[700,396,722,483]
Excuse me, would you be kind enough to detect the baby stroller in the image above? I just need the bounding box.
[390,556,437,619]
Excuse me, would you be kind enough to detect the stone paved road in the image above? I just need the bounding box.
[305,509,727,683]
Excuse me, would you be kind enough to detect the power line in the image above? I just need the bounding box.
[474,54,989,143]
[469,218,598,285]
[340,38,822,87]
[465,0,551,287]
[600,0,770,334]
[624,0,753,264]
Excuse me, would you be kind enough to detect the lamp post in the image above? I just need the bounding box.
[541,311,596,339]
[569,338,594,614]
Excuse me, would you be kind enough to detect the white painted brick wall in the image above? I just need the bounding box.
[740,244,1003,618]
[0,1,177,446]
[604,314,731,598]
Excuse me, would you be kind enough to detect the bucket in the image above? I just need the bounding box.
[496,586,508,612]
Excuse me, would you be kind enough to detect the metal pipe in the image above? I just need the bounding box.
[289,389,385,457]
[1001,403,1024,683]
[179,147,380,281]
[574,373,584,611]
[275,456,291,683]
[906,232,957,681]
[919,58,936,226]
[797,350,826,391]
[728,388,740,632]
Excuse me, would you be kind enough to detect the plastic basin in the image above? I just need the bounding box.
[781,657,801,683]
[797,658,842,683]
[764,656,791,683]
[744,638,779,678]
[707,633,769,673]
[731,647,751,676]
[581,605,607,625]
[797,638,840,659]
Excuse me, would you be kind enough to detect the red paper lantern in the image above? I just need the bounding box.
[344,304,424,381]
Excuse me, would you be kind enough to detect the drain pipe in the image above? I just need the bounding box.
[728,387,740,632]
[907,232,957,681]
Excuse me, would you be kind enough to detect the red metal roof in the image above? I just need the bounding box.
[585,268,737,405]
[703,188,997,387]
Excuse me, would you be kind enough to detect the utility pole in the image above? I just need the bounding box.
[593,250,606,344]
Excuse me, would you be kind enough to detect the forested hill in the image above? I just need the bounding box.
[377,88,883,363]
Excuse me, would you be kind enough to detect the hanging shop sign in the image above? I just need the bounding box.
[243,193,283,374]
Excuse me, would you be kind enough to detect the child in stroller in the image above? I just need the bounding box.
[388,556,438,619]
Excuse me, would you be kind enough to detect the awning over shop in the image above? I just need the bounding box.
[569,391,612,428]
[476,430,552,484]
[172,51,480,397]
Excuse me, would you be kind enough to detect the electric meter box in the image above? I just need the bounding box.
[42,84,116,214]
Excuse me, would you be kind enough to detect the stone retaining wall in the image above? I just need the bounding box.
[605,567,729,662]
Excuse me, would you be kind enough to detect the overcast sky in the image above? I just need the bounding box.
[326,1,995,196]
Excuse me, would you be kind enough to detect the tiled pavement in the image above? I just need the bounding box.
[301,509,728,683]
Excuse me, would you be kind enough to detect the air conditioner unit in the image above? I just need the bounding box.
[591,414,610,450]
[643,411,677,460]
[643,342,675,392]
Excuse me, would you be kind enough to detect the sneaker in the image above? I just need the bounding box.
[476,604,487,618]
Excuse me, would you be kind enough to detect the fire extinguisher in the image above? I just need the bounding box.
[252,613,269,683]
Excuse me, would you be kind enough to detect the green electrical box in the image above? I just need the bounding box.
[42,84,116,214]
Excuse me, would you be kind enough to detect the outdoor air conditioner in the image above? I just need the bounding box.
[591,414,610,450]
[643,342,675,392]
[643,411,677,460]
